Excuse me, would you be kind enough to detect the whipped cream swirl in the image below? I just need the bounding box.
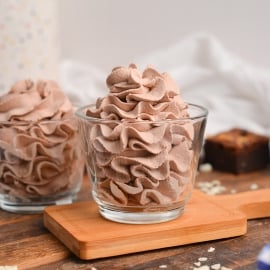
[0,80,83,200]
[86,64,194,207]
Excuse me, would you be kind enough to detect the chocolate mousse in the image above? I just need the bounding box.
[85,64,195,207]
[0,80,83,203]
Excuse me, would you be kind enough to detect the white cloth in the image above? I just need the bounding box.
[60,32,270,136]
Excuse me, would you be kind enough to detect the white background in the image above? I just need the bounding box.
[59,0,270,72]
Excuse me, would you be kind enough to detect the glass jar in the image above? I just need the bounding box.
[76,103,207,224]
[0,116,84,213]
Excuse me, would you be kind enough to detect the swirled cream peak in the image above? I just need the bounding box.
[84,64,194,208]
[0,79,73,122]
[0,80,83,200]
[87,64,189,121]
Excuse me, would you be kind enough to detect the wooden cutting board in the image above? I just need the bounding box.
[43,188,270,260]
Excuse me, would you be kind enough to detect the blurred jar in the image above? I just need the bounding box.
[0,0,60,94]
[0,117,84,213]
[0,80,84,213]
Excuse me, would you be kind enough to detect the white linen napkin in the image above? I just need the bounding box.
[60,32,270,136]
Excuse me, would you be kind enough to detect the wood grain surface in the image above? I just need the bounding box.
[44,188,270,260]
[1,166,270,269]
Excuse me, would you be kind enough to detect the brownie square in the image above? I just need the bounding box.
[204,128,270,174]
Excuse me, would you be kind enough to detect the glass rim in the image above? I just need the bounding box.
[75,102,208,123]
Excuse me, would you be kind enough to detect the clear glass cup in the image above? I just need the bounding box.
[76,103,208,224]
[0,116,85,213]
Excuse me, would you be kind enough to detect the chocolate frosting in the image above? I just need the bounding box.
[86,64,194,207]
[0,80,82,200]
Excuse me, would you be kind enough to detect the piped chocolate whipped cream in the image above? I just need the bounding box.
[0,80,82,200]
[86,64,194,207]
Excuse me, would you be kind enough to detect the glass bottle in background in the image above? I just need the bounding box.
[0,0,60,94]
